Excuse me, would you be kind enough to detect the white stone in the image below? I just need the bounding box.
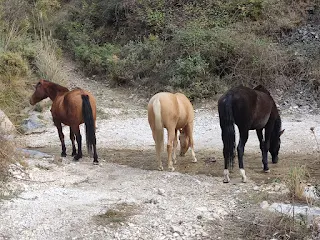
[260,201,269,209]
[158,188,165,196]
[0,109,15,134]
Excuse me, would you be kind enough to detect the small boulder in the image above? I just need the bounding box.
[0,110,15,134]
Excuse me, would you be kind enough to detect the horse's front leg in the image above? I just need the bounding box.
[54,121,66,157]
[262,125,273,173]
[237,130,249,183]
[256,129,268,172]
[70,127,77,156]
[71,125,82,161]
[185,123,197,163]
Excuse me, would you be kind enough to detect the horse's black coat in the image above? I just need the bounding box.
[218,85,283,182]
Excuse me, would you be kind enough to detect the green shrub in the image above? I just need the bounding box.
[74,43,120,74]
[0,52,29,83]
[110,35,165,85]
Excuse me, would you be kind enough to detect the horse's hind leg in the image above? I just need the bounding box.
[237,129,248,183]
[172,129,178,164]
[70,127,77,156]
[152,130,163,171]
[54,121,66,157]
[167,128,175,171]
[72,125,83,161]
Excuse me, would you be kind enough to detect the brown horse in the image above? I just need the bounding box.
[147,92,197,171]
[218,85,284,183]
[30,79,98,164]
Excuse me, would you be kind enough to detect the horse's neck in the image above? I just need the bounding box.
[46,83,69,101]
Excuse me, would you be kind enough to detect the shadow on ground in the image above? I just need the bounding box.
[32,146,320,185]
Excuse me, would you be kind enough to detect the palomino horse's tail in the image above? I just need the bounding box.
[81,95,96,157]
[153,97,164,153]
[218,94,235,170]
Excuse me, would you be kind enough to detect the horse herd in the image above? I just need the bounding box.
[30,79,285,183]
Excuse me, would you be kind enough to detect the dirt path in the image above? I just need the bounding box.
[1,61,320,240]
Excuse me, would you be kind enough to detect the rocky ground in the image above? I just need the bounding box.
[0,59,320,240]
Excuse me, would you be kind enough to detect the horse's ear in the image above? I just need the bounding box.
[279,129,285,136]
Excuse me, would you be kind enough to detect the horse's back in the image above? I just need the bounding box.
[148,92,179,124]
[219,85,275,129]
[148,92,193,130]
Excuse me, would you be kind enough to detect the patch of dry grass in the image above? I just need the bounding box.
[0,136,15,182]
[238,210,313,240]
[34,34,67,86]
[285,165,309,201]
[93,203,139,226]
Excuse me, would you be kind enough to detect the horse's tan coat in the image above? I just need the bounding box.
[147,92,197,171]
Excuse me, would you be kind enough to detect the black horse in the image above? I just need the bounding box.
[218,85,284,183]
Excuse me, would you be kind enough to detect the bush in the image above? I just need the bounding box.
[74,43,120,74]
[0,52,29,83]
[53,0,316,99]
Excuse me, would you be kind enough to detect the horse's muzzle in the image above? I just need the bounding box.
[29,97,36,105]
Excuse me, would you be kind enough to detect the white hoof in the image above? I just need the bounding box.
[242,176,247,183]
[191,158,197,163]
[223,177,230,183]
[168,166,175,172]
[223,169,230,183]
[240,169,247,183]
[158,166,164,171]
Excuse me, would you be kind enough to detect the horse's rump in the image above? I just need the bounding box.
[147,92,196,171]
[61,89,97,126]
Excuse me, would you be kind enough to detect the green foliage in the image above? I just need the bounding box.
[226,0,264,21]
[53,0,314,98]
[0,52,29,82]
[74,43,120,74]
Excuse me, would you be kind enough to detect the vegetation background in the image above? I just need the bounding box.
[0,1,319,238]
[0,0,319,123]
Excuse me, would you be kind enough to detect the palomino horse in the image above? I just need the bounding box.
[147,92,197,171]
[218,85,284,183]
[30,79,98,164]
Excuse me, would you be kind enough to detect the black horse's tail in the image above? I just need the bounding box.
[82,95,96,157]
[218,94,235,170]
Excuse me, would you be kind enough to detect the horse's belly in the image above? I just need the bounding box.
[250,117,269,130]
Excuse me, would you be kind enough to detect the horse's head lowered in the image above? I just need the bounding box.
[30,79,49,105]
[269,118,285,163]
[179,129,190,156]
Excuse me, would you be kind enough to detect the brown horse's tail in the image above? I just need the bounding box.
[153,97,164,153]
[81,95,96,157]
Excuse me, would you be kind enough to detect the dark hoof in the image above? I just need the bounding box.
[61,152,67,157]
[71,151,77,157]
[272,156,279,164]
[73,155,82,161]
